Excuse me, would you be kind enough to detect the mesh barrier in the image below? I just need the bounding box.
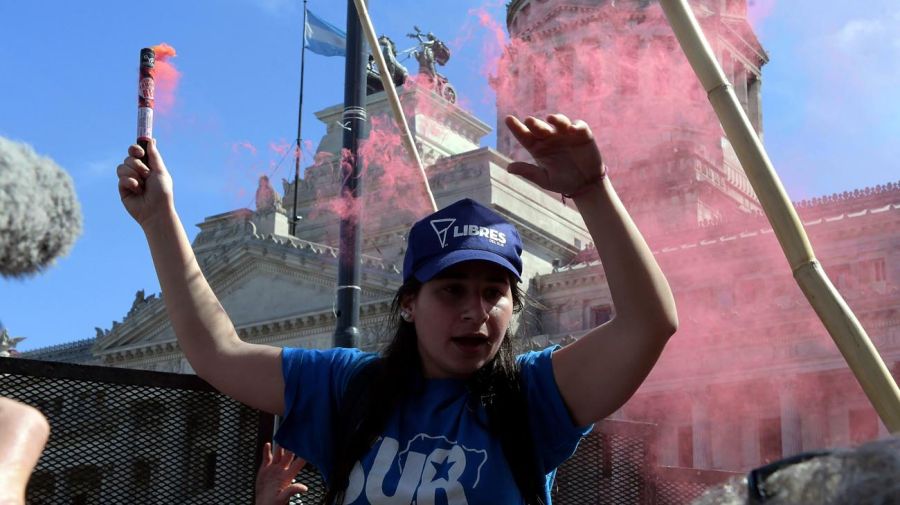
[0,358,272,504]
[655,479,711,505]
[289,466,325,504]
[553,420,740,504]
[2,358,738,504]
[554,420,656,504]
[654,467,743,505]
[287,419,739,504]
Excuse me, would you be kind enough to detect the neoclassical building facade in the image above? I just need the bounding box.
[24,0,899,475]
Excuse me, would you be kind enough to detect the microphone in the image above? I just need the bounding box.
[0,136,83,278]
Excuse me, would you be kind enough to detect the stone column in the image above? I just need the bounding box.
[734,68,749,113]
[748,76,763,137]
[741,416,761,468]
[582,301,591,331]
[801,389,827,451]
[691,389,712,469]
[828,403,850,446]
[710,412,741,470]
[658,423,679,467]
[779,379,802,456]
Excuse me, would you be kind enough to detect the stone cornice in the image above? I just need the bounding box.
[94,297,171,353]
[429,146,509,169]
[99,300,397,366]
[405,87,493,144]
[511,3,667,41]
[362,225,409,250]
[513,220,581,260]
[100,340,180,366]
[20,337,95,357]
[635,358,888,394]
[507,1,766,73]
[718,17,768,69]
[96,222,400,353]
[426,147,587,260]
[533,260,606,293]
[315,86,492,147]
[519,314,900,393]
[795,181,900,215]
[552,200,900,271]
[426,152,488,191]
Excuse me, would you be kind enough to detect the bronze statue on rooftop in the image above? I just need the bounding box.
[366,35,410,95]
[364,26,457,104]
[407,26,456,103]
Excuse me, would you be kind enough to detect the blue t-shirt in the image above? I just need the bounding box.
[275,346,592,505]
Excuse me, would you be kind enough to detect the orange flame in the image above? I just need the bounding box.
[151,43,181,114]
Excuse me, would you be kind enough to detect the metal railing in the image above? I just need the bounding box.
[553,420,741,504]
[2,357,736,504]
[1,357,273,504]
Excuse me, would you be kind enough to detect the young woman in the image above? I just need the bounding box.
[117,113,678,504]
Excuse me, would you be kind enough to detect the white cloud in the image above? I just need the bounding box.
[824,9,900,90]
[834,18,885,49]
[832,10,900,54]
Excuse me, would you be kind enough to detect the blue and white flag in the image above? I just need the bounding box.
[305,10,346,57]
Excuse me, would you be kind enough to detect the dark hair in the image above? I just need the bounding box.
[324,274,547,505]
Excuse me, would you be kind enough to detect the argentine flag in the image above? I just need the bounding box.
[305,10,346,57]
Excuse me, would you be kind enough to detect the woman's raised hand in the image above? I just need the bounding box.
[117,139,175,228]
[504,114,606,196]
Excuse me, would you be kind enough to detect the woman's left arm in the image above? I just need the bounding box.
[505,114,678,427]
[553,176,677,426]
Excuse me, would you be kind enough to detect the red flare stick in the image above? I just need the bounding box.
[137,48,155,163]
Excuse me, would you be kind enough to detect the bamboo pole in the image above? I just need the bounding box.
[659,0,900,432]
[351,0,438,213]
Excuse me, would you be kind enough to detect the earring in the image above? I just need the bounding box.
[400,309,413,322]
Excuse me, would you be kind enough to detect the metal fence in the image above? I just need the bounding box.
[1,357,273,504]
[2,357,737,504]
[654,466,742,505]
[288,419,738,504]
[553,420,741,504]
[554,420,656,504]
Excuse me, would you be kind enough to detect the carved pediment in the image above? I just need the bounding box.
[93,233,402,358]
[218,270,335,326]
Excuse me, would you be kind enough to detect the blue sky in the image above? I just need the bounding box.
[1,0,898,352]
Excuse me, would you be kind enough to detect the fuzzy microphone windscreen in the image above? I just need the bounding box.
[0,136,83,278]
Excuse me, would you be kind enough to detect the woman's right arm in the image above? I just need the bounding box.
[118,140,285,415]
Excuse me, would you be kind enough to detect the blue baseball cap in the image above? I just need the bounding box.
[403,199,523,283]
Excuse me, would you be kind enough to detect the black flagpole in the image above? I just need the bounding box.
[333,0,368,348]
[290,0,309,236]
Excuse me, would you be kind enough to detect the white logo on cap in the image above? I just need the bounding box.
[452,225,507,246]
[430,218,456,248]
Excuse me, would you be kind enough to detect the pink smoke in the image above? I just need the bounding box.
[232,141,258,156]
[150,43,180,115]
[491,8,717,170]
[268,139,291,158]
[308,109,433,228]
[472,6,508,82]
[748,0,777,29]
[478,0,890,481]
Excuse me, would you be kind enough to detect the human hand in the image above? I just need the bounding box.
[255,443,308,505]
[504,114,606,196]
[116,138,175,228]
[0,398,50,505]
